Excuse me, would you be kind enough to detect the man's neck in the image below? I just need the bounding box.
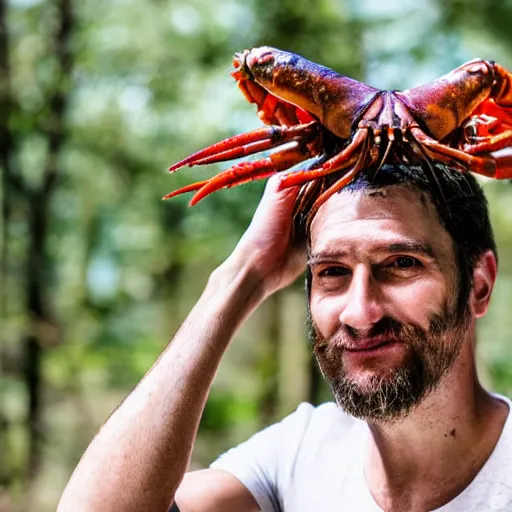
[363,355,509,511]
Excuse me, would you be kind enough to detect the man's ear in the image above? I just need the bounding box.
[471,250,497,318]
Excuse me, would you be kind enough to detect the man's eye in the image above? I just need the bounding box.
[318,266,350,277]
[391,256,420,268]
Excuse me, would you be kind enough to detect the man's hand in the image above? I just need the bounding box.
[230,175,306,299]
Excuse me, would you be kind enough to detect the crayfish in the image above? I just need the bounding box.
[165,46,512,214]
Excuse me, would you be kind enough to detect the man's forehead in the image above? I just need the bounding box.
[314,185,432,221]
[309,185,446,250]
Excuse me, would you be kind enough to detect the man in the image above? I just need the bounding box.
[58,162,511,511]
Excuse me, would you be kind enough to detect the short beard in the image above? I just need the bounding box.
[309,306,469,423]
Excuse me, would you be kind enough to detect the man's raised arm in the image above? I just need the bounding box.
[57,177,305,512]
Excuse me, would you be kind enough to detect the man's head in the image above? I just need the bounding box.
[301,163,497,422]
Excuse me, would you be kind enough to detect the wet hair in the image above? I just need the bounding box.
[299,162,497,317]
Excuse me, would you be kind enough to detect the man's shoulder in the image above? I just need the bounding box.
[273,401,361,441]
[210,402,365,512]
[211,401,361,470]
[481,393,512,487]
[492,393,512,477]
[267,401,366,468]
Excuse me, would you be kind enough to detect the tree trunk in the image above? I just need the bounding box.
[259,293,281,425]
[0,0,11,312]
[24,0,75,479]
[24,195,49,478]
[0,0,16,486]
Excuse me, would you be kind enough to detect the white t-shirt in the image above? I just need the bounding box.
[211,396,512,511]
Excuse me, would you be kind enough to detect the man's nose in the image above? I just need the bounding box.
[338,266,385,333]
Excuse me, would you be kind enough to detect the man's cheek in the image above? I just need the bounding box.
[309,296,343,339]
[389,282,447,326]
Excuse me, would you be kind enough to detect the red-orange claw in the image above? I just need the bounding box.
[188,160,275,205]
[168,126,279,173]
[192,138,278,166]
[464,130,512,154]
[162,180,208,200]
[477,101,512,127]
[296,108,315,124]
[308,166,360,216]
[277,153,358,191]
[276,171,303,191]
[492,153,512,179]
[239,80,267,106]
[189,169,276,206]
[260,94,279,118]
[188,140,315,205]
[277,129,366,191]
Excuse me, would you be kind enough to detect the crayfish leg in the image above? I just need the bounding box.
[477,101,512,127]
[308,163,363,219]
[168,126,279,172]
[492,63,512,108]
[464,130,512,155]
[162,180,208,200]
[189,143,314,205]
[278,128,367,190]
[191,169,276,205]
[168,122,318,172]
[308,137,371,217]
[411,127,497,178]
[490,152,512,179]
[463,100,512,154]
[192,139,281,166]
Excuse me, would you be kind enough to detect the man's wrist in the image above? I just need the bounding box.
[209,251,269,311]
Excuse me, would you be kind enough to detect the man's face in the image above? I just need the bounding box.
[308,185,470,422]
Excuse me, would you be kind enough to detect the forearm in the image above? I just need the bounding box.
[58,255,266,512]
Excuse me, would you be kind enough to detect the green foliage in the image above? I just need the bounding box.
[200,391,257,433]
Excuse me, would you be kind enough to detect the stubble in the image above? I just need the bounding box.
[309,306,469,423]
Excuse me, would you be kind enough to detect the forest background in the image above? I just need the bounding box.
[1,0,512,510]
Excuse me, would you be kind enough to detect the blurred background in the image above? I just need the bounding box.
[1,0,512,509]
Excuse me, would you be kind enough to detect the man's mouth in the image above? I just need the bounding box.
[344,336,398,352]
